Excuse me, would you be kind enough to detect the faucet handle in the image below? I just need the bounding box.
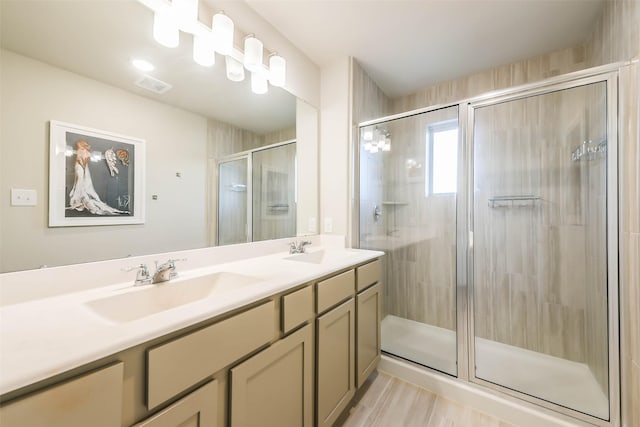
[166,258,187,267]
[299,240,312,252]
[122,264,152,286]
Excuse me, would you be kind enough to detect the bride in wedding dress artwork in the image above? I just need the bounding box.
[67,139,129,215]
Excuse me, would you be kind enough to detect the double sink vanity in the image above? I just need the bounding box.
[0,238,383,427]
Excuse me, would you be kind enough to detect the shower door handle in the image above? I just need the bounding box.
[373,205,382,222]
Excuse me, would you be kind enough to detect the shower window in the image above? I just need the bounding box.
[426,121,458,196]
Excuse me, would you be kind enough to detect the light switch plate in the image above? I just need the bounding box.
[324,217,333,233]
[308,217,317,233]
[11,189,37,206]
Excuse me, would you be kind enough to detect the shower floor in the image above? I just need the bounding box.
[381,314,609,419]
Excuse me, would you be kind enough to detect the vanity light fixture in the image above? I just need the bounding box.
[226,56,245,82]
[268,53,286,87]
[193,32,216,67]
[173,0,198,32]
[145,0,285,90]
[243,34,263,72]
[153,10,179,48]
[251,71,268,94]
[212,11,234,55]
[132,59,155,72]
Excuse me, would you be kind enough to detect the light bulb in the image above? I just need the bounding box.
[212,12,234,55]
[193,33,215,67]
[174,0,198,31]
[363,130,373,141]
[251,71,268,94]
[383,142,391,152]
[364,142,373,152]
[370,145,379,153]
[153,11,179,48]
[226,56,245,82]
[244,35,263,72]
[268,54,286,87]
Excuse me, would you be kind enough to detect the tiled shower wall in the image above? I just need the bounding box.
[472,83,608,369]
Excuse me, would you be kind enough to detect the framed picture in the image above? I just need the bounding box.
[49,120,145,227]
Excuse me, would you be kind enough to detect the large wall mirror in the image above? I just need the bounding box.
[0,0,319,273]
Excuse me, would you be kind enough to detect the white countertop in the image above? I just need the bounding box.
[0,245,382,396]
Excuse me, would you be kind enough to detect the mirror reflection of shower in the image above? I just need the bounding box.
[362,126,391,153]
[217,141,296,245]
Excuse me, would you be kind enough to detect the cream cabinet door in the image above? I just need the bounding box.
[230,324,313,427]
[356,282,381,388]
[133,380,218,427]
[316,298,355,427]
[0,362,124,427]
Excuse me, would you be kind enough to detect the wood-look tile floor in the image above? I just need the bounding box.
[339,372,519,427]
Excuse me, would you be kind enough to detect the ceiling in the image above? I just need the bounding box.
[0,0,296,135]
[245,0,606,97]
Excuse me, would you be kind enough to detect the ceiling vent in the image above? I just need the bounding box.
[134,74,172,94]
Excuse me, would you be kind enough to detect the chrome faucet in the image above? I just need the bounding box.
[289,240,312,254]
[123,264,152,286]
[152,258,186,284]
[124,258,186,286]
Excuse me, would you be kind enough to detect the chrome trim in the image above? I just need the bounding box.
[216,139,296,162]
[456,102,469,381]
[605,71,620,427]
[351,124,361,248]
[357,61,630,128]
[466,100,477,383]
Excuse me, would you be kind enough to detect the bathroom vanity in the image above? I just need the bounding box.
[0,242,382,427]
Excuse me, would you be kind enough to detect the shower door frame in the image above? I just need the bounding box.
[465,70,620,427]
[216,153,252,245]
[353,63,622,426]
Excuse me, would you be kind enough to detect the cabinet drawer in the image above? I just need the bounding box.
[134,380,218,427]
[316,270,355,314]
[0,362,124,427]
[282,285,314,334]
[147,301,275,409]
[356,259,381,292]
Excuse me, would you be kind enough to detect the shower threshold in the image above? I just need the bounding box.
[381,315,608,419]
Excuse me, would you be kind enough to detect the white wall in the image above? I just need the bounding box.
[0,50,209,272]
[319,57,352,241]
[296,98,319,235]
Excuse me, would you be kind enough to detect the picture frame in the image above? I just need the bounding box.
[49,120,145,227]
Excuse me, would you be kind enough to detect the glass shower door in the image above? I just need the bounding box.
[359,105,459,376]
[251,142,297,241]
[218,157,248,245]
[471,80,610,419]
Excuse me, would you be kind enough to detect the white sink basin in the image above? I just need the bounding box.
[85,272,261,323]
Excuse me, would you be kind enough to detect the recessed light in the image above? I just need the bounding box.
[132,59,155,72]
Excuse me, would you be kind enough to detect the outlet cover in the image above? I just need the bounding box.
[11,189,37,206]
